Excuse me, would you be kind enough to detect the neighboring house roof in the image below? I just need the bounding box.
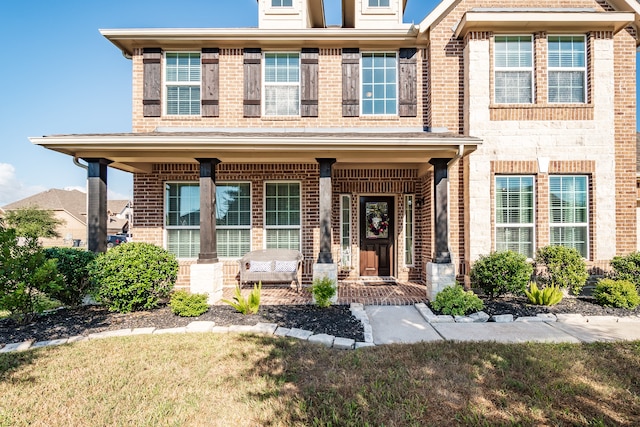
[418,1,640,45]
[107,199,129,216]
[2,189,87,225]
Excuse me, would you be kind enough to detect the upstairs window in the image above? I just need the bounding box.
[272,0,292,7]
[361,52,397,115]
[548,35,586,103]
[494,36,533,104]
[369,0,390,6]
[264,53,300,116]
[165,52,201,115]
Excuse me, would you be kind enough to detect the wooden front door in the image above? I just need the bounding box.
[359,197,394,277]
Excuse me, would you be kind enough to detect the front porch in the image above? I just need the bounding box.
[219,279,429,306]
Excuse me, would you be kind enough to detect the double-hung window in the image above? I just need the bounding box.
[548,35,586,103]
[165,52,201,115]
[361,52,397,115]
[265,182,301,250]
[495,176,535,258]
[404,195,414,266]
[165,182,252,258]
[272,0,292,6]
[340,195,351,269]
[494,36,533,104]
[549,175,588,257]
[264,53,300,116]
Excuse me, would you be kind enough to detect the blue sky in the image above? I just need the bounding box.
[0,0,636,206]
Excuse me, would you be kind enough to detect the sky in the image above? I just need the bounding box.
[0,0,637,206]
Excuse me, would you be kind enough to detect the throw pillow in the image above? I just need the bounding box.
[249,260,271,272]
[275,260,297,272]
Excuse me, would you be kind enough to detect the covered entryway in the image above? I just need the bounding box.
[359,196,394,276]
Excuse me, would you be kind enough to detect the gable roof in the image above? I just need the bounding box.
[107,199,130,215]
[419,0,640,45]
[2,189,87,225]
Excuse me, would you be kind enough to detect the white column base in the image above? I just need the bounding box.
[190,262,224,304]
[312,263,338,304]
[426,262,456,301]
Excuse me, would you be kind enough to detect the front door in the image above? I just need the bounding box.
[359,196,394,276]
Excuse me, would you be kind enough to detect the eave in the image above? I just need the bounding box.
[100,27,420,55]
[29,132,481,174]
[454,11,635,38]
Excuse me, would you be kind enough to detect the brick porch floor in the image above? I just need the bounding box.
[217,280,428,306]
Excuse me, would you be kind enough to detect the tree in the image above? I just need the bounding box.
[4,206,64,239]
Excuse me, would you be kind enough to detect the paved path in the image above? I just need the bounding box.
[365,304,640,344]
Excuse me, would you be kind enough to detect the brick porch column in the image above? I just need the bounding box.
[316,158,336,263]
[83,158,112,253]
[196,158,221,263]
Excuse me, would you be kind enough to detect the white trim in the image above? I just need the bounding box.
[340,194,352,270]
[494,175,536,259]
[547,34,587,104]
[404,194,415,267]
[263,181,302,251]
[262,51,301,117]
[549,175,590,259]
[360,51,399,116]
[493,35,534,105]
[163,51,201,117]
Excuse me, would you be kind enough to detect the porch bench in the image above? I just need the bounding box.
[238,249,304,292]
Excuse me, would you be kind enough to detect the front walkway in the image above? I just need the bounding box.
[217,280,428,306]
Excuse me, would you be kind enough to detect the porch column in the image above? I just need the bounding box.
[196,158,221,263]
[316,158,336,263]
[429,158,451,263]
[191,158,224,304]
[83,158,112,253]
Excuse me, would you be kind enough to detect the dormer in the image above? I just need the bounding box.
[342,0,408,29]
[258,0,326,29]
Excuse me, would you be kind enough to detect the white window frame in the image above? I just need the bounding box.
[340,195,352,270]
[494,35,534,104]
[360,51,398,116]
[404,195,415,267]
[263,52,300,117]
[271,0,292,6]
[547,35,587,104]
[164,51,201,116]
[549,175,589,258]
[164,181,252,259]
[368,0,390,7]
[494,175,536,259]
[264,181,302,250]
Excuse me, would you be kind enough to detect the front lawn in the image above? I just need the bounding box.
[1,335,639,426]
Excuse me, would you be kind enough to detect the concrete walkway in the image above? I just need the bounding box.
[365,304,640,344]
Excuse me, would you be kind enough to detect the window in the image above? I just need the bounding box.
[494,36,533,104]
[165,52,201,115]
[264,53,300,116]
[404,195,414,266]
[165,182,251,258]
[369,0,390,6]
[362,52,397,115]
[495,176,535,258]
[272,0,292,6]
[550,175,588,257]
[265,182,301,250]
[340,195,351,269]
[548,35,586,103]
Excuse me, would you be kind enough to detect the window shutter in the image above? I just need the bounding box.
[143,48,162,117]
[342,48,360,117]
[243,48,262,118]
[300,48,319,117]
[201,48,219,117]
[398,48,417,117]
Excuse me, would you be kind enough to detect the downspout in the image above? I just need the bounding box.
[73,156,88,170]
[447,144,464,168]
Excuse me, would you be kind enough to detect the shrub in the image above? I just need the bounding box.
[88,242,178,313]
[170,290,209,317]
[535,246,588,295]
[44,248,97,307]
[610,252,640,289]
[0,222,63,324]
[470,251,532,298]
[431,284,484,316]
[312,276,336,308]
[593,278,640,309]
[222,282,261,314]
[524,282,563,306]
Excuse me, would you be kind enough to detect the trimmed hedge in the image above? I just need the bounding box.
[470,251,532,298]
[44,247,96,307]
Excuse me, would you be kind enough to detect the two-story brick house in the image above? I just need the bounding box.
[31,0,640,300]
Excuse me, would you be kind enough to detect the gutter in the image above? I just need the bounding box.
[73,156,88,170]
[447,144,465,168]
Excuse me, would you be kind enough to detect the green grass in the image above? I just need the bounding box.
[1,335,640,426]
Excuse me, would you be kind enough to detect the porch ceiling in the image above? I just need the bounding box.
[30,131,481,174]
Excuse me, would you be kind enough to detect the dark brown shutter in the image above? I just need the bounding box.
[300,48,319,117]
[201,48,219,117]
[243,48,261,118]
[398,48,417,117]
[143,48,162,117]
[342,48,359,117]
